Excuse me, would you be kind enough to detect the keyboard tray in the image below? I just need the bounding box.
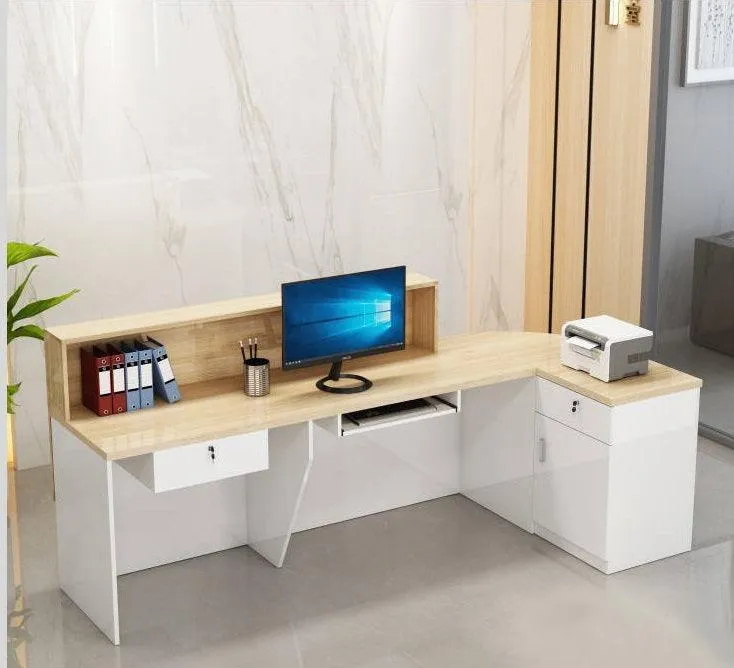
[338,393,460,437]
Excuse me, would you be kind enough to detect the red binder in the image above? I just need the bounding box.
[106,345,127,414]
[80,346,113,417]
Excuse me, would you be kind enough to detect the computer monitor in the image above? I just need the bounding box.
[281,266,406,394]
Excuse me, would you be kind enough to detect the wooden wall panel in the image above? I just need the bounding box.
[585,1,655,323]
[44,333,69,421]
[551,0,595,333]
[524,0,559,332]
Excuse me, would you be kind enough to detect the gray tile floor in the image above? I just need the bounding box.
[7,438,734,668]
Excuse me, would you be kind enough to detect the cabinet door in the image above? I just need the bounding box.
[533,415,609,560]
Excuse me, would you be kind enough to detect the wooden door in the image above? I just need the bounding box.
[525,0,656,331]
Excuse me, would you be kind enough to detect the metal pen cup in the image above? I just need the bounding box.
[244,358,270,397]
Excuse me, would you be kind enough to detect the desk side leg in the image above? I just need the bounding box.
[246,422,313,567]
[52,420,120,645]
[460,380,536,533]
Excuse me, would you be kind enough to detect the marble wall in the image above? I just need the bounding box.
[7,0,531,469]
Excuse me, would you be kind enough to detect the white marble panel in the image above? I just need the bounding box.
[468,0,531,333]
[7,0,530,468]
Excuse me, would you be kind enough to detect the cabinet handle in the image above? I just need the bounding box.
[571,399,579,413]
[538,437,547,463]
[208,445,216,462]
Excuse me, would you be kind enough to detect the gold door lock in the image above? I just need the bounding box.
[607,0,642,27]
[625,0,641,26]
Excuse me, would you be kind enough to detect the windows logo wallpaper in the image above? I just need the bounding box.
[282,267,406,368]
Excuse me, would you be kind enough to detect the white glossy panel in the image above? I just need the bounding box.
[460,379,536,532]
[118,431,268,493]
[608,389,700,444]
[52,420,119,645]
[606,425,698,573]
[298,414,460,532]
[246,423,313,567]
[112,464,249,576]
[536,378,612,443]
[534,415,610,561]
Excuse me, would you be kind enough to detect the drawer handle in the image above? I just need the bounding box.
[538,437,547,463]
[571,400,580,413]
[208,445,216,462]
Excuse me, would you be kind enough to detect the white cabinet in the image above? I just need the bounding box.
[533,415,609,564]
[533,382,699,574]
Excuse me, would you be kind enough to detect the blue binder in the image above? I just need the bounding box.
[145,337,181,403]
[119,341,141,411]
[134,340,155,409]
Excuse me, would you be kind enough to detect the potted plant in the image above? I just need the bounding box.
[7,242,78,413]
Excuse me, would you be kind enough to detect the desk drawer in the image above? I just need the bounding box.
[119,431,268,493]
[536,378,611,443]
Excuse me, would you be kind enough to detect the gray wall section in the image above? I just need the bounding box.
[655,0,734,345]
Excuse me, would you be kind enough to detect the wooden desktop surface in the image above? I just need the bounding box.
[61,332,701,461]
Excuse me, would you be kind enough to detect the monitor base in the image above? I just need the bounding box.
[316,361,373,394]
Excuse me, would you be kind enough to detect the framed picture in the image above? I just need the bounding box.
[684,0,734,85]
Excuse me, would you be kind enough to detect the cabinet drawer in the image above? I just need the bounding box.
[118,431,268,493]
[536,378,611,443]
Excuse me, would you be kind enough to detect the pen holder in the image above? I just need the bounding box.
[244,358,270,397]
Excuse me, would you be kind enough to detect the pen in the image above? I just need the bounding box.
[248,337,253,360]
[239,340,247,364]
[254,337,258,360]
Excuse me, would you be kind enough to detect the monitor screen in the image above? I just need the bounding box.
[281,266,406,370]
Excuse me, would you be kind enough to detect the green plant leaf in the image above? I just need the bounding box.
[7,241,57,267]
[7,383,21,414]
[13,289,79,322]
[7,265,37,314]
[8,324,46,343]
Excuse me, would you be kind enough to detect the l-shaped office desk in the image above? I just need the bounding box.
[44,274,702,644]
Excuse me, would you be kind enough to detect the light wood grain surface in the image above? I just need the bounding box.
[551,0,595,333]
[585,2,654,323]
[61,332,701,461]
[47,272,437,344]
[524,0,558,333]
[44,333,69,422]
[53,272,437,410]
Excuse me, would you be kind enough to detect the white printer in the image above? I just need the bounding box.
[561,315,654,382]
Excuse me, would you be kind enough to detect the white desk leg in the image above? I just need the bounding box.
[246,422,313,567]
[52,420,120,645]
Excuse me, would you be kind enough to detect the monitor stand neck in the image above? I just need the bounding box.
[316,360,373,394]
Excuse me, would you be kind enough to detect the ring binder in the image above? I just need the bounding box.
[134,340,155,409]
[120,341,141,411]
[106,345,128,414]
[80,346,113,416]
[146,337,181,403]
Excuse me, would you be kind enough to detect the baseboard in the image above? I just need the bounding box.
[699,424,734,449]
[533,525,609,574]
